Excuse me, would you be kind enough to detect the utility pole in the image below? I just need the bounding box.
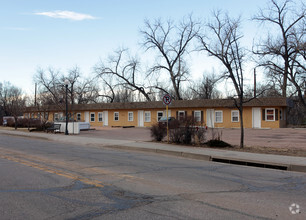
[64,80,69,135]
[254,68,256,97]
[34,83,37,106]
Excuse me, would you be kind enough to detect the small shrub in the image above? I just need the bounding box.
[17,118,30,128]
[169,119,180,129]
[29,120,53,132]
[194,127,206,145]
[6,118,15,127]
[170,127,185,143]
[150,123,166,141]
[30,119,43,128]
[169,116,206,145]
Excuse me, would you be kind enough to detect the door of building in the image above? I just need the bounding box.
[103,111,108,126]
[84,111,89,123]
[206,109,214,128]
[252,108,261,128]
[138,110,144,127]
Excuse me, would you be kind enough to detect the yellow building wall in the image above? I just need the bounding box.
[261,107,281,129]
[25,106,284,129]
[204,107,281,129]
[167,108,206,126]
[107,110,138,127]
[85,111,103,127]
[168,107,281,129]
[243,108,253,128]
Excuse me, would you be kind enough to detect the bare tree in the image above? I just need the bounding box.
[62,66,81,105]
[74,78,101,104]
[34,67,64,108]
[253,0,305,105]
[140,16,200,100]
[95,48,152,102]
[34,66,101,107]
[96,77,116,103]
[0,82,27,129]
[189,72,221,99]
[64,66,101,104]
[245,82,282,98]
[198,11,247,148]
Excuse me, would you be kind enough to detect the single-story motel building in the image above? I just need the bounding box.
[23,97,288,129]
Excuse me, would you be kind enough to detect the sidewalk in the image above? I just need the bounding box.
[1,129,306,173]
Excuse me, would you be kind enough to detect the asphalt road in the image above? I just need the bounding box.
[0,134,305,220]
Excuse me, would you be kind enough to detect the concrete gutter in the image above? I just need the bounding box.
[1,129,306,173]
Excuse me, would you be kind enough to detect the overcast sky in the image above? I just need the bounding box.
[0,0,270,96]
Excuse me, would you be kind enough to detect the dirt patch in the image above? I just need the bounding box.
[206,128,306,151]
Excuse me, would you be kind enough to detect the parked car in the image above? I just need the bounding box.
[158,117,178,128]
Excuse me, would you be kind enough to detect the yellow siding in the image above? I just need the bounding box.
[261,107,281,128]
[243,108,253,128]
[24,105,285,129]
[86,111,103,127]
[107,110,138,127]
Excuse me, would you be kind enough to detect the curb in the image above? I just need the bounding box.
[103,144,306,173]
[288,165,306,173]
[210,156,288,171]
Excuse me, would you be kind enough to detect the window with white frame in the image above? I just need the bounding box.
[114,112,119,121]
[178,111,185,121]
[90,113,95,122]
[144,111,151,122]
[128,112,133,121]
[265,108,275,121]
[157,111,163,121]
[77,113,81,121]
[54,113,59,121]
[215,111,223,123]
[231,110,239,122]
[98,112,103,122]
[194,111,201,122]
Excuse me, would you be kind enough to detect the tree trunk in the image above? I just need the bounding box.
[170,72,181,100]
[239,98,244,148]
[14,116,18,130]
[282,66,288,97]
[239,108,244,148]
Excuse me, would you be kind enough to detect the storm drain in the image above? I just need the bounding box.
[211,157,288,171]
